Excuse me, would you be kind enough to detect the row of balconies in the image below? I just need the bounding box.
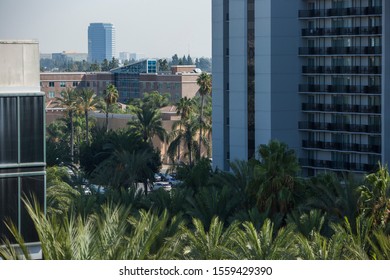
[298,121,381,133]
[299,46,382,55]
[299,158,377,172]
[302,26,381,37]
[299,84,381,94]
[302,140,381,154]
[299,6,382,18]
[302,66,381,75]
[301,103,381,114]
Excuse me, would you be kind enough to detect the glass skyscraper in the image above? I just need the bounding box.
[88,23,116,63]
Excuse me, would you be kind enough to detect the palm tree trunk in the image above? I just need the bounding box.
[188,141,192,166]
[143,179,148,196]
[106,103,109,132]
[70,111,74,162]
[106,103,110,132]
[198,95,205,160]
[85,110,89,145]
[177,123,182,163]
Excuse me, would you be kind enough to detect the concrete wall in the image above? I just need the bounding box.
[212,0,225,170]
[212,0,301,171]
[0,40,40,93]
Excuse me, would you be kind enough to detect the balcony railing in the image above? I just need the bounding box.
[299,6,382,18]
[301,103,381,114]
[299,46,382,55]
[298,121,381,133]
[299,84,381,94]
[302,66,381,74]
[302,140,381,153]
[302,26,382,36]
[299,158,377,172]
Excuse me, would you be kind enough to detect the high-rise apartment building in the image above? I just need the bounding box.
[88,23,116,63]
[0,40,45,258]
[212,0,390,176]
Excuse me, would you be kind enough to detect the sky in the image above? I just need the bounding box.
[0,0,211,58]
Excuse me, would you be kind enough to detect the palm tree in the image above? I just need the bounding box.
[196,72,212,159]
[168,114,199,165]
[128,104,166,144]
[185,186,241,226]
[55,88,77,161]
[77,88,99,145]
[173,97,194,162]
[176,97,194,120]
[180,216,239,259]
[232,219,297,259]
[303,172,360,228]
[247,140,301,219]
[103,84,119,132]
[0,199,178,260]
[358,163,390,229]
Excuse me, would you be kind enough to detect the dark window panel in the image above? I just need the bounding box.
[0,97,18,164]
[0,177,18,242]
[20,176,44,243]
[20,96,44,163]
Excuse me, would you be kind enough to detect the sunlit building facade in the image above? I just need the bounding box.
[212,0,390,176]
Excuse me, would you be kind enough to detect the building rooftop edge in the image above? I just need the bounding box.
[0,40,39,44]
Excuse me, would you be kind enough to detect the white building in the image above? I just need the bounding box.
[212,0,390,176]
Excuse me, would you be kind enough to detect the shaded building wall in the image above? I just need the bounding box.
[0,40,45,258]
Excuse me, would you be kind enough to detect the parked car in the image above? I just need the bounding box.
[152,181,172,191]
[154,173,162,181]
[159,173,182,186]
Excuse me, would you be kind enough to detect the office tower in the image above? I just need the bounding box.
[212,0,389,176]
[88,23,116,63]
[0,40,45,259]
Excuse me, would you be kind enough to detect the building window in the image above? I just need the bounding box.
[0,97,17,164]
[48,92,55,98]
[20,96,44,163]
[175,83,180,89]
[0,178,18,241]
[0,95,45,243]
[72,81,79,87]
[20,176,45,242]
[60,82,66,87]
[49,82,55,87]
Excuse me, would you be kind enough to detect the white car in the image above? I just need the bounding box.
[152,182,172,191]
[161,174,182,186]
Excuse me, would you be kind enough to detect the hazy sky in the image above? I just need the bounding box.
[0,0,211,58]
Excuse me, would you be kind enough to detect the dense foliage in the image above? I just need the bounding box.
[1,140,390,260]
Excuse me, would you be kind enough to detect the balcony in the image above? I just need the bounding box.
[299,46,382,55]
[302,66,381,75]
[302,140,381,154]
[301,103,381,114]
[302,26,381,37]
[299,84,381,94]
[299,6,382,18]
[299,158,377,172]
[298,121,381,133]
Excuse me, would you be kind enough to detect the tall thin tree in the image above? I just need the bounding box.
[77,88,99,145]
[103,84,119,132]
[196,72,212,160]
[55,88,77,162]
